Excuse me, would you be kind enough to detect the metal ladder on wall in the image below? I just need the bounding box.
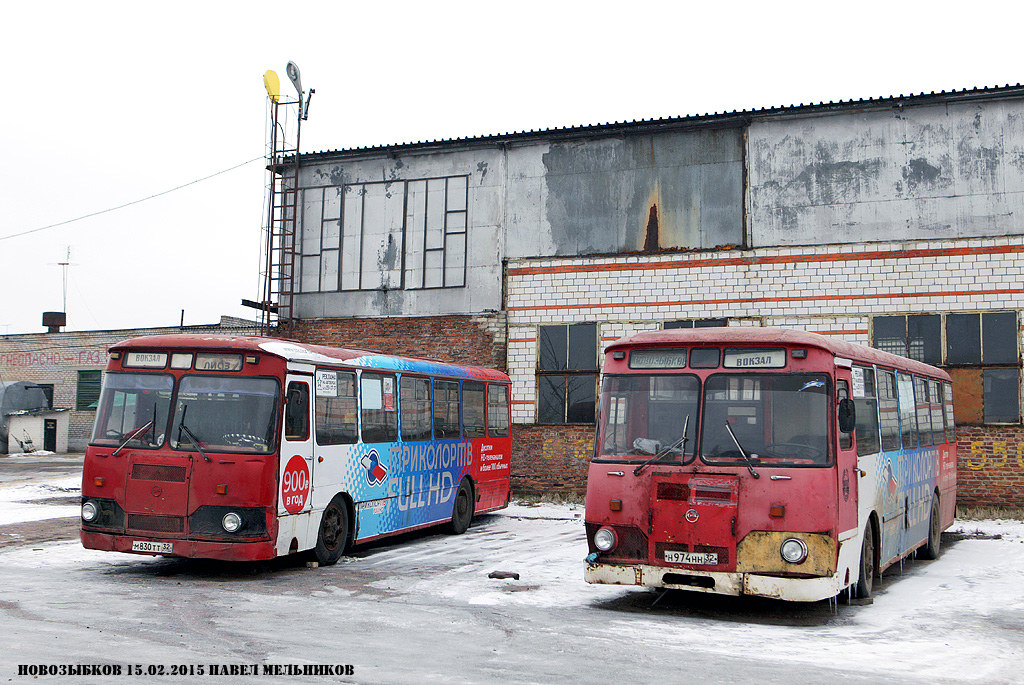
[259,99,302,337]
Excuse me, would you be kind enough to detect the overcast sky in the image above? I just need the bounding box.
[2,1,1020,335]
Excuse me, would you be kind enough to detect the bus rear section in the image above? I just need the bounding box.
[584,328,955,602]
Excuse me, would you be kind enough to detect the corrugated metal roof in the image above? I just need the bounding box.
[300,83,1024,160]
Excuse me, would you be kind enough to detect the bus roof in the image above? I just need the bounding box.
[110,334,510,382]
[607,327,951,381]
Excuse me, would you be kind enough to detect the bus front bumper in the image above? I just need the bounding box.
[81,530,277,562]
[584,561,844,603]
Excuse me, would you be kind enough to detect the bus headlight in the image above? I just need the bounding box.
[81,501,98,523]
[780,537,808,564]
[221,512,243,533]
[594,527,618,552]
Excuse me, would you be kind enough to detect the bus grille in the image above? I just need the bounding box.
[128,514,185,533]
[131,464,187,482]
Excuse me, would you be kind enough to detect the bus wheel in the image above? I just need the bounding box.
[314,497,349,566]
[919,496,942,560]
[856,526,874,599]
[447,479,474,535]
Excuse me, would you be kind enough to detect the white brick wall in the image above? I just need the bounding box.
[506,236,1024,423]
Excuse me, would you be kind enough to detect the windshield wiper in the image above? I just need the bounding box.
[112,419,154,457]
[177,405,211,462]
[634,415,689,476]
[723,421,760,479]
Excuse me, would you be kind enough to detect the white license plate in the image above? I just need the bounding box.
[665,550,718,565]
[131,540,173,554]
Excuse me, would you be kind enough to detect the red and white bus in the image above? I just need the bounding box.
[584,328,956,602]
[80,335,512,564]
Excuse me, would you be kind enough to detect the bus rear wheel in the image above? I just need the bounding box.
[856,525,875,599]
[919,495,941,560]
[447,479,474,535]
[314,497,349,566]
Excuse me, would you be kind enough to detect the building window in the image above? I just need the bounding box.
[871,311,1020,425]
[872,314,941,364]
[36,384,54,409]
[76,370,102,411]
[664,318,728,329]
[297,175,469,293]
[537,323,597,423]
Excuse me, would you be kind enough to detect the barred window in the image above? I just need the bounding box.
[76,370,102,411]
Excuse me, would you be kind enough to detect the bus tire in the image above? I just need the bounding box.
[447,479,474,535]
[856,523,875,599]
[919,495,941,560]
[314,497,349,566]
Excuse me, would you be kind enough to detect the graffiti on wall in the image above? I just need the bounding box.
[963,442,1024,470]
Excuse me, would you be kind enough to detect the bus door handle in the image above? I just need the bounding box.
[607,471,625,477]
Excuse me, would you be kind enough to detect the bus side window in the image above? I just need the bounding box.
[853,366,881,455]
[464,382,486,438]
[877,370,900,452]
[285,381,310,441]
[434,380,461,439]
[943,382,956,443]
[487,384,510,438]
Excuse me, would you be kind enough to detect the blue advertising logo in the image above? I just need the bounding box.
[360,449,388,486]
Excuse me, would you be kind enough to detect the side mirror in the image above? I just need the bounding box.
[838,398,856,434]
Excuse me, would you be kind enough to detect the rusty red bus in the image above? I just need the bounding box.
[584,328,956,602]
[80,335,511,564]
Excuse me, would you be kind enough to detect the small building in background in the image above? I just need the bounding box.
[6,407,70,454]
[0,316,256,452]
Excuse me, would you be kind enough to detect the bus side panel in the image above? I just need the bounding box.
[350,440,471,541]
[939,442,957,530]
[470,435,512,512]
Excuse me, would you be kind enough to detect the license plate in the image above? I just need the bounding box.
[665,550,718,565]
[131,540,173,554]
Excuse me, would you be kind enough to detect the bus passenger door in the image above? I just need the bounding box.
[278,376,314,543]
[835,375,858,537]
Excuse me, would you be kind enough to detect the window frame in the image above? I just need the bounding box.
[536,323,598,424]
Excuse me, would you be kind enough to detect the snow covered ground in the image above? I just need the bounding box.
[0,467,1022,684]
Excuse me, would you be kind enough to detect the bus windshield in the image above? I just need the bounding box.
[171,376,279,453]
[90,372,174,448]
[597,374,699,462]
[701,373,831,466]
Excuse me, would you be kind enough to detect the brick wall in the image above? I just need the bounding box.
[956,426,1024,509]
[511,424,593,496]
[291,314,506,370]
